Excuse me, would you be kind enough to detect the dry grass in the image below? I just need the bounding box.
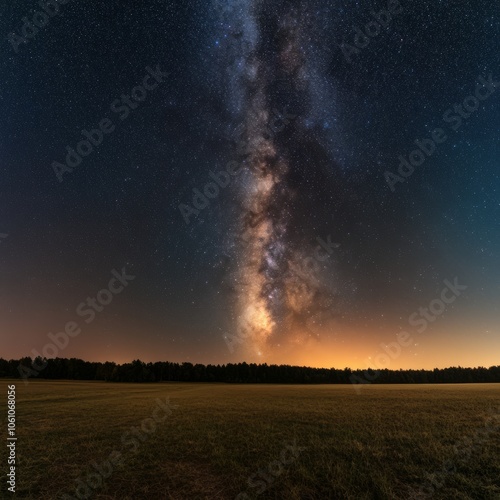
[1,380,499,499]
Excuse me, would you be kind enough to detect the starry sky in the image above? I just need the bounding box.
[1,0,499,369]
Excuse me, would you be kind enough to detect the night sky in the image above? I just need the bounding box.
[1,0,499,369]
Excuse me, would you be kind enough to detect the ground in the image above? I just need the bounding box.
[1,380,499,499]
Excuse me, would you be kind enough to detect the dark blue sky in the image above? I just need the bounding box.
[1,0,499,368]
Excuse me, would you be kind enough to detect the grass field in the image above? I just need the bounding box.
[1,380,499,499]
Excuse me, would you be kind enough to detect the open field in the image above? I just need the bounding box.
[1,381,499,499]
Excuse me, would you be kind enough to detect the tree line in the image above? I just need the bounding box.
[1,357,500,384]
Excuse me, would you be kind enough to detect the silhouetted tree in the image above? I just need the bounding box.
[1,357,499,385]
